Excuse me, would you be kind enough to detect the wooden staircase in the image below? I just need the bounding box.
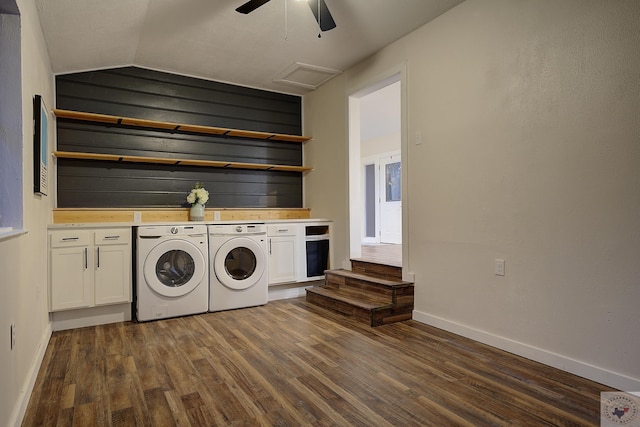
[305,259,414,327]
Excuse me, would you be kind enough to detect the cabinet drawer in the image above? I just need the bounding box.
[267,224,297,237]
[95,229,131,245]
[50,230,91,248]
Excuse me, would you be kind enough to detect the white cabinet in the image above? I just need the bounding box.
[49,228,131,312]
[93,230,132,306]
[49,231,93,311]
[267,224,298,285]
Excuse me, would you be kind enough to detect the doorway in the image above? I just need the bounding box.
[362,151,402,245]
[348,73,404,267]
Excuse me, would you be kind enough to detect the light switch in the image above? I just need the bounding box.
[495,259,505,276]
[415,131,423,146]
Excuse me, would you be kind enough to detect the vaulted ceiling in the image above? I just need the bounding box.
[35,0,465,95]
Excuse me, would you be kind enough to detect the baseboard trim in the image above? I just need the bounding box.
[52,303,132,331]
[10,323,52,427]
[412,309,640,392]
[268,283,313,301]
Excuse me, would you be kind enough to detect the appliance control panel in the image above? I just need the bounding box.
[137,225,208,237]
[209,223,266,235]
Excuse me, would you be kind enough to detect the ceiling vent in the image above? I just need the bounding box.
[274,62,342,90]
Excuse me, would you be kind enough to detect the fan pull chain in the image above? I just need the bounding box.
[317,0,321,38]
[284,0,289,41]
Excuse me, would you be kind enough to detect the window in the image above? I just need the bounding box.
[385,162,401,202]
[0,7,23,235]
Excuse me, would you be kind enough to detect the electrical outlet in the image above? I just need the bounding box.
[10,322,16,350]
[495,259,505,276]
[214,211,221,221]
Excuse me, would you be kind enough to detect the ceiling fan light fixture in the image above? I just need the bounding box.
[236,0,335,31]
[235,0,270,14]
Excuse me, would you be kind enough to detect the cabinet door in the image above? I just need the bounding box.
[94,244,131,305]
[94,229,131,306]
[268,236,297,285]
[50,246,93,311]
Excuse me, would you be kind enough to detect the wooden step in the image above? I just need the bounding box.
[324,269,412,300]
[307,285,391,313]
[351,259,403,281]
[306,285,412,327]
[306,268,414,327]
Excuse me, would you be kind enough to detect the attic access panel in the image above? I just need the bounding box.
[274,63,342,90]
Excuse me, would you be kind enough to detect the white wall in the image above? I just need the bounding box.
[304,0,640,391]
[0,0,54,425]
[361,132,401,159]
[303,76,350,268]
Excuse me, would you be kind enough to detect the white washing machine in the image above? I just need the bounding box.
[136,225,209,321]
[208,223,268,312]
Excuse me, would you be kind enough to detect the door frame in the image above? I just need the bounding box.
[347,63,411,281]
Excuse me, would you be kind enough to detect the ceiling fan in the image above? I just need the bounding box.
[236,0,336,32]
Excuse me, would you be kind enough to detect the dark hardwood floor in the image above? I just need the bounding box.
[23,297,614,426]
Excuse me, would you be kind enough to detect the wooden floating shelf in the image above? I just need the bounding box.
[52,208,312,224]
[53,151,313,173]
[53,109,312,143]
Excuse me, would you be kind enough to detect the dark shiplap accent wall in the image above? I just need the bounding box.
[57,159,302,208]
[55,67,303,208]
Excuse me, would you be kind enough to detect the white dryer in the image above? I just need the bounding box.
[208,223,268,312]
[136,225,209,321]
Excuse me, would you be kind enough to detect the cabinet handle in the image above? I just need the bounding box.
[62,237,79,241]
[278,229,289,233]
[269,239,272,255]
[84,247,88,269]
[97,247,100,268]
[103,235,120,240]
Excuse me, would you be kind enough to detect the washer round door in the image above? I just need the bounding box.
[144,239,206,297]
[214,237,266,290]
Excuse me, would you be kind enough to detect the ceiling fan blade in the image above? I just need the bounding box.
[236,0,271,14]
[308,0,336,31]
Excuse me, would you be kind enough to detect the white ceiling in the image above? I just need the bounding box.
[35,0,465,96]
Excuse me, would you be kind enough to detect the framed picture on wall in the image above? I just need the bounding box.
[33,94,48,195]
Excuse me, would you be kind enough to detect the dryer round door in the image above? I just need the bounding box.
[213,237,266,290]
[144,239,206,298]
